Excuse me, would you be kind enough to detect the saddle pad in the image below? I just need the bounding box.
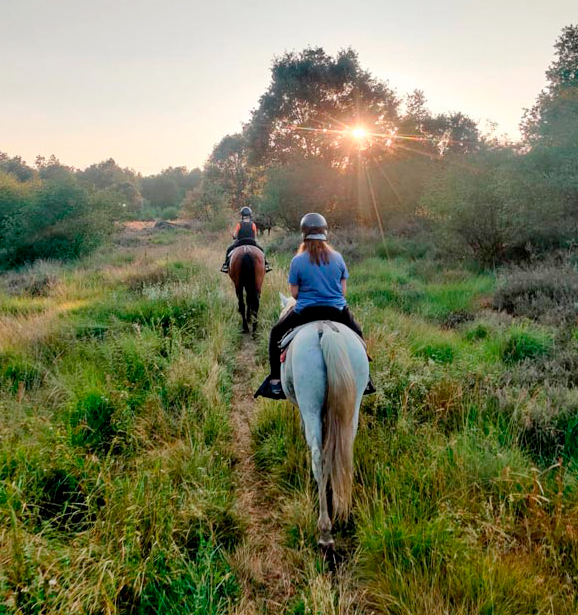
[278,320,367,352]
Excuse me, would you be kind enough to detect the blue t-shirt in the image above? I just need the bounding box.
[288,250,349,313]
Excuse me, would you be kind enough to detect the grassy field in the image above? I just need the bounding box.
[1,226,577,613]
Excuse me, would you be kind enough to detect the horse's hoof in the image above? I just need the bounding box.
[318,531,334,550]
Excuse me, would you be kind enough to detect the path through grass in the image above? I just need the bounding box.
[1,227,577,613]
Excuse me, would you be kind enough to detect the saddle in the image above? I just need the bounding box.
[278,320,368,363]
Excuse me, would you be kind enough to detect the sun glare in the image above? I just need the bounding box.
[351,126,368,140]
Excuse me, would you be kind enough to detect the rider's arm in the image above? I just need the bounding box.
[233,222,240,239]
[341,279,347,296]
[290,284,299,299]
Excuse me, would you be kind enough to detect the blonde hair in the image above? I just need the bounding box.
[298,239,334,265]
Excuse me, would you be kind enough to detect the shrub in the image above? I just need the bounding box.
[501,327,552,364]
[139,207,159,221]
[2,259,62,296]
[1,178,112,268]
[413,341,455,364]
[421,148,577,267]
[494,263,578,324]
[160,206,179,220]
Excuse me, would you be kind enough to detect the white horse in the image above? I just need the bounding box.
[279,294,369,548]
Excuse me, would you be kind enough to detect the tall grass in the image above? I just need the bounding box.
[0,232,242,613]
[2,228,577,613]
[250,240,578,613]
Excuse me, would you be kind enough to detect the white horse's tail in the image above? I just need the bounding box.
[320,324,356,520]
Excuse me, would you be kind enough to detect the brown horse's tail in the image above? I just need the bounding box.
[319,325,356,520]
[241,251,259,318]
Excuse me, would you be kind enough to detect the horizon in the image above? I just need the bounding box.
[1,0,576,175]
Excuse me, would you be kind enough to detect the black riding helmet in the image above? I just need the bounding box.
[240,206,253,218]
[300,212,328,240]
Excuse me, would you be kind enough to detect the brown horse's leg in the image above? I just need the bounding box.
[248,290,260,334]
[237,288,248,332]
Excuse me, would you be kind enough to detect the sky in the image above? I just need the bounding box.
[1,0,576,175]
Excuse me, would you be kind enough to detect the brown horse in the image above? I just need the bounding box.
[228,245,265,333]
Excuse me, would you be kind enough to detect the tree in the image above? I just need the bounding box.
[0,153,35,182]
[253,159,353,230]
[181,180,230,231]
[521,24,578,147]
[35,155,75,181]
[245,47,399,168]
[520,24,578,242]
[77,158,137,191]
[140,167,202,211]
[140,175,180,210]
[204,133,262,210]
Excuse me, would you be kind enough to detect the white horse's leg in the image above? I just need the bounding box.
[297,402,332,545]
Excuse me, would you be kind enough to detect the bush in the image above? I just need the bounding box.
[0,178,112,268]
[160,206,179,220]
[493,262,578,324]
[421,148,577,267]
[2,259,63,296]
[501,327,552,364]
[139,207,159,221]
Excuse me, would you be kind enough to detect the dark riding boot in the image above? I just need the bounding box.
[364,377,376,395]
[254,376,286,400]
[220,258,229,273]
[265,260,273,273]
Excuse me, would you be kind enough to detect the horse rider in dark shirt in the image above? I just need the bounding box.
[221,207,272,273]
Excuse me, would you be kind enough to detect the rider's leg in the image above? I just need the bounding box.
[269,307,300,380]
[255,307,301,399]
[254,241,273,272]
[338,306,376,394]
[339,306,364,338]
[221,242,237,272]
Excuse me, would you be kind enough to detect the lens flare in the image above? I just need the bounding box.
[351,126,368,140]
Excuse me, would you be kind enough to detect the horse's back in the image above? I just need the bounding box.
[229,245,264,266]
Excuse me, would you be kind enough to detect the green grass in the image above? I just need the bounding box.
[0,234,241,613]
[2,230,577,613]
[250,238,578,613]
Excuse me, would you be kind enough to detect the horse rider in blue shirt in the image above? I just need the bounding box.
[255,212,375,399]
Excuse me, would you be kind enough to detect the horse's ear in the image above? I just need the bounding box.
[279,292,289,308]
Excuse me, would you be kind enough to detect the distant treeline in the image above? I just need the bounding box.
[0,157,202,267]
[1,24,577,268]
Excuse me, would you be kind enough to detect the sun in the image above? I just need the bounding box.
[351,126,368,140]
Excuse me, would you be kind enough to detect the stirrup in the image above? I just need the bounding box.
[220,263,229,273]
[265,263,273,273]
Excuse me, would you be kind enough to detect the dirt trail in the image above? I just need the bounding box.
[229,335,295,614]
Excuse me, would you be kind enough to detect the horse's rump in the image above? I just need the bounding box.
[228,245,265,333]
[229,245,265,290]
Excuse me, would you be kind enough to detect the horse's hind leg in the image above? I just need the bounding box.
[301,410,333,547]
[250,292,260,335]
[237,289,248,332]
[318,460,333,548]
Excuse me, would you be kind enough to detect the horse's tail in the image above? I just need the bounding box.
[320,325,356,520]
